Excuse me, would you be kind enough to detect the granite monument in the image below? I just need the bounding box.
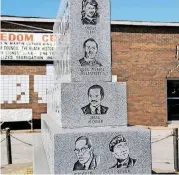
[33,0,152,174]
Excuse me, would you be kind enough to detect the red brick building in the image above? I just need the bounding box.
[1,16,179,128]
[111,21,179,126]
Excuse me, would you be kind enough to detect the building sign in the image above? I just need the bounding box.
[0,32,55,61]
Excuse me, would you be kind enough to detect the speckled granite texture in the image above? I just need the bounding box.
[61,82,127,128]
[39,0,152,174]
[53,0,111,82]
[54,127,151,174]
[41,116,152,175]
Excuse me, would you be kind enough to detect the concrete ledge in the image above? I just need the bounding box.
[33,133,50,174]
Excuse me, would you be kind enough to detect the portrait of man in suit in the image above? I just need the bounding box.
[81,0,100,25]
[73,136,100,171]
[79,38,102,67]
[109,135,137,169]
[81,85,108,115]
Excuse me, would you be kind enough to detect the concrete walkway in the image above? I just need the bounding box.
[152,129,175,173]
[1,133,35,166]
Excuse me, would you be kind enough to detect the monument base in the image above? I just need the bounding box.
[39,114,152,174]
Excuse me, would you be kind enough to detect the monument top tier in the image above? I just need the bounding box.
[53,0,112,82]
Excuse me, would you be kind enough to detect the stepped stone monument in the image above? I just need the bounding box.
[33,0,152,174]
[53,0,111,82]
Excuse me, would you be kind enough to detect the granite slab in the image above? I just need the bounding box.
[61,82,127,128]
[40,115,152,174]
[53,0,112,82]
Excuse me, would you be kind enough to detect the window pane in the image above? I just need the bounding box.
[167,80,179,98]
[167,99,179,121]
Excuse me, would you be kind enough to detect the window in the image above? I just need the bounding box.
[176,45,179,59]
[167,80,179,121]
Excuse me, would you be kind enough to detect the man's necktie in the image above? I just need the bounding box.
[95,108,98,114]
[83,164,86,170]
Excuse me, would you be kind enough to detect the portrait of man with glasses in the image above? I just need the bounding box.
[73,136,100,171]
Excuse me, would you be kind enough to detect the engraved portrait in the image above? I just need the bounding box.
[79,38,102,67]
[81,85,108,115]
[109,135,137,169]
[81,0,100,25]
[73,136,100,171]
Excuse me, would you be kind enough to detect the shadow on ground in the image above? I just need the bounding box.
[153,170,178,174]
[1,120,41,130]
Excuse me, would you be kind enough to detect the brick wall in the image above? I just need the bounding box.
[111,25,179,126]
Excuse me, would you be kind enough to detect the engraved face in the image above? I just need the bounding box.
[88,88,102,107]
[112,142,129,160]
[84,40,98,60]
[74,139,92,164]
[85,3,96,18]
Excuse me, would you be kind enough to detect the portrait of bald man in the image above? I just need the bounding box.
[79,38,102,67]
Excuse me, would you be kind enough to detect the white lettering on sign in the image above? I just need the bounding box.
[0,32,55,61]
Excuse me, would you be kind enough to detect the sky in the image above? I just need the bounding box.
[1,0,179,22]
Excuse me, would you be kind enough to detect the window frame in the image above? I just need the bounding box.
[166,78,179,123]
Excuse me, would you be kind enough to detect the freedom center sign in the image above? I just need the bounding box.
[0,32,55,61]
